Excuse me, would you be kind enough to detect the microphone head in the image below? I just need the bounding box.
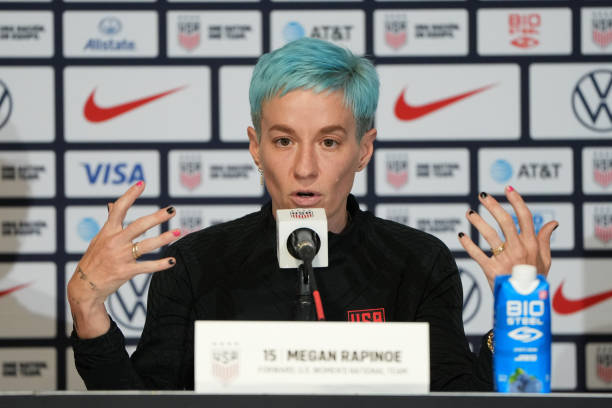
[287,227,321,261]
[276,208,328,269]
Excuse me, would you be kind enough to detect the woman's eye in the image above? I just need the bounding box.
[323,139,338,148]
[276,138,291,147]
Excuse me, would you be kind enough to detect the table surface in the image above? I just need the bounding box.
[2,392,612,408]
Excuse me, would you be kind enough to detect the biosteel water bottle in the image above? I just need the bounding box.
[493,264,551,393]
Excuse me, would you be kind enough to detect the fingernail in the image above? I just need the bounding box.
[468,210,475,215]
[458,232,465,238]
[168,259,175,265]
[480,191,488,199]
[107,203,111,213]
[172,229,180,237]
[166,206,175,214]
[506,185,514,192]
[136,181,144,187]
[553,224,559,231]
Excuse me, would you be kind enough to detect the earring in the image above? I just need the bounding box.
[258,168,264,186]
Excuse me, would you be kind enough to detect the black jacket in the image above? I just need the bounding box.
[72,195,493,391]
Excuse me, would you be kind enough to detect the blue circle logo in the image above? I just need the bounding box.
[98,17,122,36]
[283,22,305,43]
[77,217,100,242]
[490,159,513,183]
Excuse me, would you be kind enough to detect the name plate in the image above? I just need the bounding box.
[194,321,429,394]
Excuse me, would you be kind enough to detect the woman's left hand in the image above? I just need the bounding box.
[458,186,558,291]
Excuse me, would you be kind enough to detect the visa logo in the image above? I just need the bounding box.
[82,163,145,185]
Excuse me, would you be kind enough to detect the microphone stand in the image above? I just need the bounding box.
[289,228,326,321]
[294,261,315,321]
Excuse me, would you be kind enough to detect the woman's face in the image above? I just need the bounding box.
[247,89,376,233]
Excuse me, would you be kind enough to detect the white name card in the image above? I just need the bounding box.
[194,321,429,394]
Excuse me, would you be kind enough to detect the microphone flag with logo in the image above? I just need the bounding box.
[276,208,328,269]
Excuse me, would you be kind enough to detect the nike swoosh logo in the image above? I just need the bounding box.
[0,283,31,298]
[83,85,186,123]
[552,281,612,315]
[394,83,496,121]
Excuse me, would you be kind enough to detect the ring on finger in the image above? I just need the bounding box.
[491,242,505,256]
[132,242,142,260]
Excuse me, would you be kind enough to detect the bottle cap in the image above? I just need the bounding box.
[510,264,538,295]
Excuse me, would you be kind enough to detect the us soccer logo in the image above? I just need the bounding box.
[211,343,239,385]
[179,154,202,190]
[592,11,612,49]
[594,207,612,243]
[386,154,408,189]
[596,345,612,383]
[179,209,203,236]
[384,14,407,50]
[178,15,201,51]
[593,152,612,188]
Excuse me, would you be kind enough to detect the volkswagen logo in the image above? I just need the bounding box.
[459,267,482,325]
[98,17,122,36]
[0,80,13,130]
[107,275,151,332]
[572,69,612,132]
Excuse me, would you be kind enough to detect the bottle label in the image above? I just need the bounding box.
[493,275,551,393]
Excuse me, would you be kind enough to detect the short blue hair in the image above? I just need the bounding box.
[249,38,379,141]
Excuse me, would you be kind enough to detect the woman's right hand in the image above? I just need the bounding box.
[67,181,180,339]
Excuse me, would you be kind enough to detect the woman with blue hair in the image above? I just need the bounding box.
[69,38,557,391]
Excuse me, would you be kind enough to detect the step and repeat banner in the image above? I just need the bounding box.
[0,0,611,393]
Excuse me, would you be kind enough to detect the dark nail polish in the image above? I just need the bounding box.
[553,224,559,231]
[168,259,175,265]
[480,192,488,199]
[166,206,175,214]
[458,232,465,238]
[468,210,475,215]
[107,203,111,213]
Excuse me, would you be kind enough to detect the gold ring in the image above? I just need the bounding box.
[492,242,505,256]
[132,242,141,260]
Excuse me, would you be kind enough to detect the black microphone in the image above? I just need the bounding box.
[287,228,321,262]
[287,228,325,321]
[276,208,328,321]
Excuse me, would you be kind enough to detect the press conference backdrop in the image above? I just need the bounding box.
[0,0,611,393]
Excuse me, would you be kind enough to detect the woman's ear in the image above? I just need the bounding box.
[247,126,261,168]
[357,128,377,171]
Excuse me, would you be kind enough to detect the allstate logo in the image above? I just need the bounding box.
[98,17,122,36]
[490,159,513,183]
[77,217,100,242]
[283,21,305,43]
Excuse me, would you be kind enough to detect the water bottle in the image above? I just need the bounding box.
[493,264,551,393]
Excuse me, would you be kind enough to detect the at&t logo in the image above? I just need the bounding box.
[490,159,561,183]
[283,22,305,42]
[490,159,513,183]
[77,217,100,242]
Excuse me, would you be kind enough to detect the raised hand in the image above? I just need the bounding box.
[458,186,558,291]
[67,181,180,338]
